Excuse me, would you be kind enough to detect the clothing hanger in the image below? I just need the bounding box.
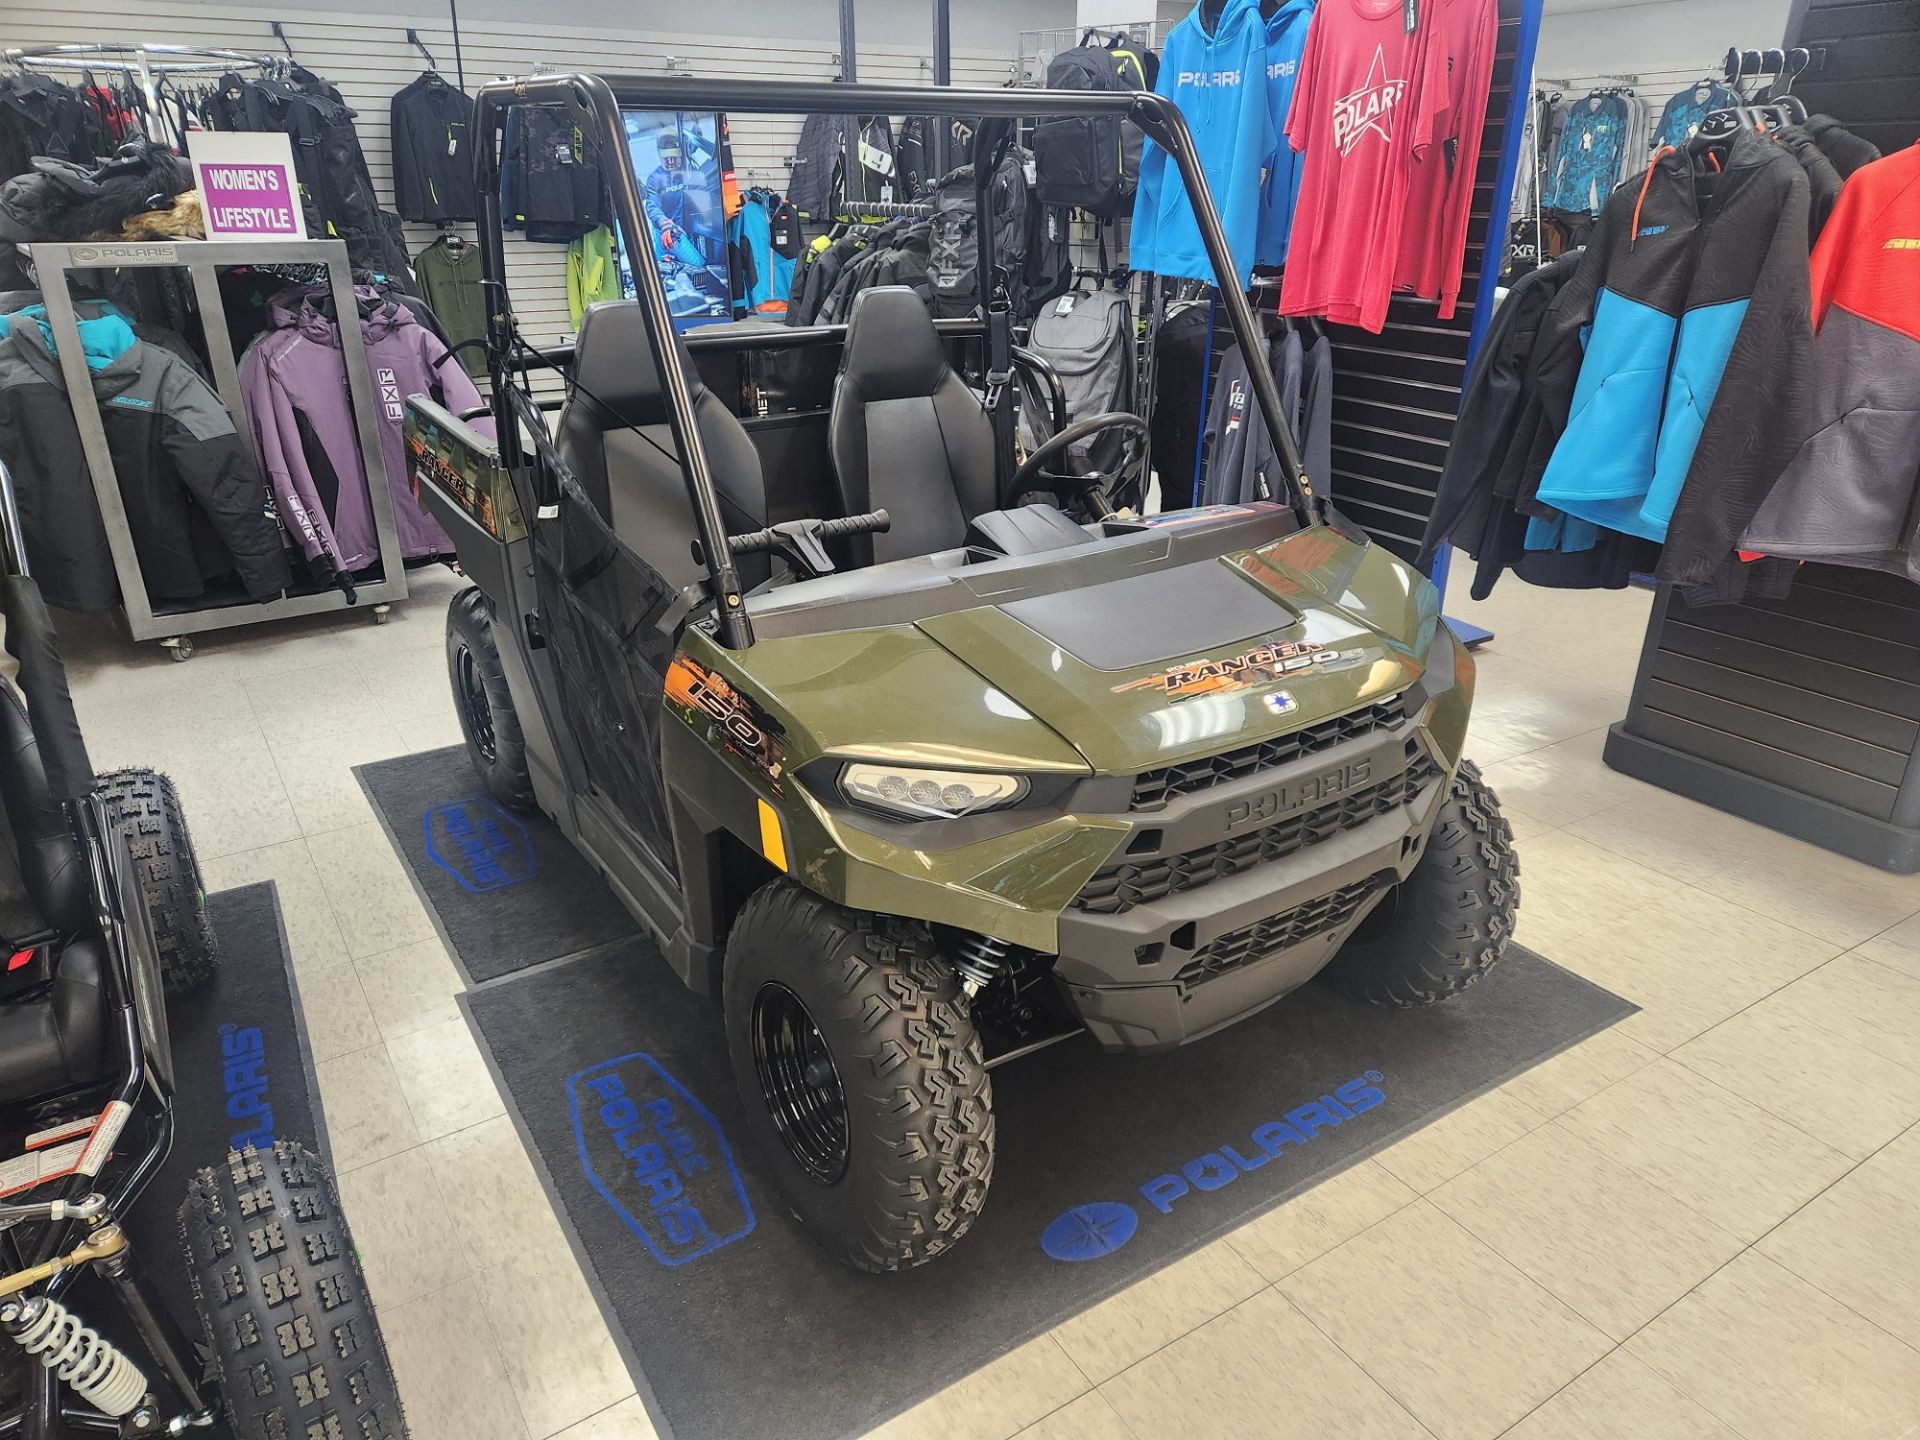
[405,30,445,82]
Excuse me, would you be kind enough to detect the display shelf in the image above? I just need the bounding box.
[25,238,408,652]
[1605,566,1920,873]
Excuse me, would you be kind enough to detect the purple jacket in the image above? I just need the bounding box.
[240,289,488,569]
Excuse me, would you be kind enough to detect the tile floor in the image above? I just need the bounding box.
[53,573,1920,1440]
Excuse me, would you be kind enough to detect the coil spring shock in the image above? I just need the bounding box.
[952,932,1013,997]
[0,1294,149,1418]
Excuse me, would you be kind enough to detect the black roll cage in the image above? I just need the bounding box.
[469,75,1318,650]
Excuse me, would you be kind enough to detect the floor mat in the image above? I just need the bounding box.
[465,936,1634,1440]
[61,884,327,1435]
[357,746,639,982]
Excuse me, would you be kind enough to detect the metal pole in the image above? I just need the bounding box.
[476,76,753,646]
[1129,94,1317,523]
[839,0,860,214]
[932,0,952,174]
[449,0,465,90]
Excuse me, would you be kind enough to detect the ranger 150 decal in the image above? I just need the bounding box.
[665,656,788,792]
[1039,1071,1386,1261]
[568,1053,755,1267]
[1113,639,1367,702]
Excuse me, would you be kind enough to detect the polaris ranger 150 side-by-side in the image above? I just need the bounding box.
[408,73,1519,1273]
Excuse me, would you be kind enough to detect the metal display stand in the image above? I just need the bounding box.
[28,239,407,656]
[1605,568,1920,873]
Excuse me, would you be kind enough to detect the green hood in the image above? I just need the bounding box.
[719,527,1441,780]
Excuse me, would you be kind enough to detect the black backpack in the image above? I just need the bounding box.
[926,147,1030,319]
[1032,36,1146,219]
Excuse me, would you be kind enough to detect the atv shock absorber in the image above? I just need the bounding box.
[952,933,1014,998]
[1,1294,150,1418]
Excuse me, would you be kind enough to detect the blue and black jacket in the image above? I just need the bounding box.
[1531,127,1814,596]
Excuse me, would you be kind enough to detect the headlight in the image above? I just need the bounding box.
[839,763,1029,821]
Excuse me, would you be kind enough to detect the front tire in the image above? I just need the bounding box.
[723,880,994,1272]
[181,1142,406,1439]
[447,587,534,811]
[1316,759,1519,1007]
[101,768,217,999]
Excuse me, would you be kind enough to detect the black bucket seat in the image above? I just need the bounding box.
[827,286,1000,567]
[0,678,105,1106]
[556,301,771,591]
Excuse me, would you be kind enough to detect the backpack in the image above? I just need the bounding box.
[1020,201,1074,320]
[1018,285,1136,482]
[1031,37,1146,219]
[926,148,1030,319]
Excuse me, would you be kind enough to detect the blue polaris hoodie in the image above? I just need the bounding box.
[1129,0,1276,287]
[1256,0,1316,266]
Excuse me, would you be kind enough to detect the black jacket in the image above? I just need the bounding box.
[390,73,477,224]
[504,107,606,243]
[0,303,289,612]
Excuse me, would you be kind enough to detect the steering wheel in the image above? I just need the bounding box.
[1008,412,1152,518]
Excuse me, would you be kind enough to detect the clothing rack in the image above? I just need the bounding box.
[21,239,408,656]
[3,43,285,149]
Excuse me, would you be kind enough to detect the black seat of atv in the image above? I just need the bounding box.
[558,300,772,591]
[0,677,105,1106]
[828,286,1000,568]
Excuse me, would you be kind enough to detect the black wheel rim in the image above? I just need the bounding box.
[454,645,497,764]
[751,983,849,1185]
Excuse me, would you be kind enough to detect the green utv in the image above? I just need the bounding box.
[408,74,1519,1272]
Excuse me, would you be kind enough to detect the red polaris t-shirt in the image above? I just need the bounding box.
[1392,0,1498,316]
[1279,0,1449,333]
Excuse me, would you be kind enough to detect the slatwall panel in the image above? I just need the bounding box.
[1320,0,1525,563]
[1606,0,1920,870]
[1,3,1017,363]
[1790,0,1920,154]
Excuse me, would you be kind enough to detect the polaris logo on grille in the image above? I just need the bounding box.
[1225,759,1374,830]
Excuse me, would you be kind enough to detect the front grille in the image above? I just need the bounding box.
[1175,879,1382,987]
[1130,698,1406,811]
[1073,754,1439,914]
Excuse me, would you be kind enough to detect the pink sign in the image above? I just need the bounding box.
[190,133,308,241]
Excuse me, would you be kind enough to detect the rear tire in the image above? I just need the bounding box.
[100,768,217,999]
[181,1141,406,1439]
[724,880,994,1272]
[1316,759,1519,1007]
[447,587,534,811]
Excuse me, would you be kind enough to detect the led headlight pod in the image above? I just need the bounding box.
[839,764,1029,820]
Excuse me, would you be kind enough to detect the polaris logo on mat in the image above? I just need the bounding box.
[569,1053,755,1268]
[1039,1072,1386,1262]
[220,1024,275,1151]
[424,798,537,893]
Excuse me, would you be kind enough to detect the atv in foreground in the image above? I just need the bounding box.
[412,73,1518,1272]
[0,461,404,1436]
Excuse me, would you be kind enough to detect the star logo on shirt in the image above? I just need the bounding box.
[1331,46,1409,156]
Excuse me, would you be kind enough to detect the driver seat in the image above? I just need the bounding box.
[828,287,999,566]
[557,301,771,591]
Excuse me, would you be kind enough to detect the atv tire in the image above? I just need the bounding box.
[182,1141,406,1440]
[724,880,994,1272]
[101,768,218,999]
[1316,759,1519,1007]
[447,586,534,810]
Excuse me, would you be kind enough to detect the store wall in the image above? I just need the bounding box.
[1,2,1034,371]
[1790,0,1920,154]
[150,0,1075,57]
[1535,0,1794,77]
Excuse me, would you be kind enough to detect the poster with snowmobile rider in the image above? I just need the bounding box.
[620,110,731,328]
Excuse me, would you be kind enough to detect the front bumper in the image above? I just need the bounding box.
[1054,717,1448,1052]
